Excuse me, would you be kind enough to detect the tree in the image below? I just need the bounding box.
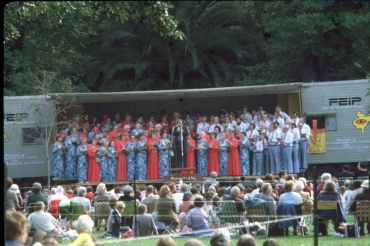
[85,1,266,91]
[240,1,370,83]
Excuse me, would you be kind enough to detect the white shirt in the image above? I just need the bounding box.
[231,120,237,126]
[250,140,263,152]
[246,129,259,139]
[278,111,291,121]
[240,122,250,133]
[268,129,282,145]
[250,188,261,198]
[291,128,300,143]
[273,117,285,129]
[281,131,293,147]
[223,122,234,131]
[299,127,309,141]
[240,113,252,122]
[27,210,56,233]
[260,120,271,129]
[197,122,210,134]
[292,118,300,127]
[303,123,311,139]
[209,123,223,133]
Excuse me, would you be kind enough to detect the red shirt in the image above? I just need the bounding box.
[85,192,94,202]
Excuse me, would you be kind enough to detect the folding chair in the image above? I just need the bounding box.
[338,177,353,187]
[121,200,139,227]
[218,201,244,235]
[160,220,178,235]
[276,203,299,236]
[94,202,110,231]
[355,201,370,236]
[316,201,337,235]
[246,203,270,237]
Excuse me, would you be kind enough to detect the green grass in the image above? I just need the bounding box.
[61,227,369,246]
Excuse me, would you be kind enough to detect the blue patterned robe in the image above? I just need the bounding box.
[135,140,148,180]
[77,145,88,183]
[98,146,108,182]
[197,139,209,176]
[218,140,229,176]
[64,136,78,179]
[158,138,170,178]
[239,138,250,176]
[126,142,136,181]
[53,142,64,179]
[107,147,117,182]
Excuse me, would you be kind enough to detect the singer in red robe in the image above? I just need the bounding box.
[147,133,159,179]
[115,134,127,181]
[87,139,100,182]
[208,133,220,176]
[228,131,241,176]
[183,135,195,175]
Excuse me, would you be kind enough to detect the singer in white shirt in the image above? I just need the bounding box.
[209,116,223,133]
[281,125,293,174]
[249,135,264,176]
[197,116,210,134]
[290,123,301,174]
[268,122,281,175]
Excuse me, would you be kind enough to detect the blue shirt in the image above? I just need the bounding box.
[278,191,303,205]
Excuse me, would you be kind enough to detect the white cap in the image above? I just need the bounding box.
[361,180,369,188]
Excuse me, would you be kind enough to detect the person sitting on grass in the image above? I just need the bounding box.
[186,197,211,236]
[107,196,131,238]
[132,204,158,237]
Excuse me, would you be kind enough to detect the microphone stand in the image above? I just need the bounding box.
[180,126,184,168]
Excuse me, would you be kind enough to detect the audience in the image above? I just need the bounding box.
[186,197,211,236]
[250,179,264,198]
[5,177,20,212]
[210,228,231,246]
[184,239,206,246]
[72,187,91,213]
[263,238,279,246]
[237,234,256,246]
[132,204,158,237]
[5,211,29,246]
[223,186,245,214]
[70,215,95,246]
[349,180,370,236]
[156,236,176,246]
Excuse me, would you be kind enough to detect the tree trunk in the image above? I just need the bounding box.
[298,54,320,82]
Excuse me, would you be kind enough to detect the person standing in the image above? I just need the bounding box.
[135,134,148,180]
[208,133,220,176]
[107,140,118,182]
[173,119,190,168]
[87,139,100,182]
[197,132,209,176]
[228,131,241,176]
[298,122,309,169]
[116,134,127,181]
[260,129,270,175]
[197,116,210,134]
[290,123,300,174]
[281,125,293,174]
[76,138,88,183]
[53,135,65,180]
[218,132,229,176]
[268,122,281,175]
[158,132,171,177]
[249,135,263,176]
[209,116,223,133]
[239,132,250,176]
[126,135,137,181]
[147,133,159,179]
[97,139,109,182]
[64,130,78,179]
[184,134,196,175]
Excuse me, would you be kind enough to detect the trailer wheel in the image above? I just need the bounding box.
[317,165,338,178]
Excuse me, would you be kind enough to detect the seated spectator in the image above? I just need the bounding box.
[72,187,91,213]
[210,228,231,246]
[218,187,226,201]
[186,197,211,236]
[31,230,47,245]
[349,180,370,236]
[70,215,95,246]
[345,180,363,211]
[118,185,135,202]
[317,180,346,235]
[40,238,59,246]
[156,236,176,246]
[141,185,159,213]
[26,183,47,211]
[298,177,312,197]
[343,180,352,205]
[294,181,312,204]
[132,204,158,237]
[250,179,264,198]
[317,173,331,195]
[27,201,65,237]
[223,186,245,214]
[278,174,296,196]
[236,234,256,246]
[337,164,355,180]
[191,187,203,201]
[107,197,131,237]
[172,186,185,213]
[355,162,369,180]
[85,186,94,202]
[179,192,193,213]
[47,188,57,203]
[48,186,69,206]
[5,177,20,212]
[5,211,29,246]
[263,238,279,246]
[155,185,179,227]
[279,181,302,205]
[93,183,109,205]
[184,239,206,246]
[204,172,220,192]
[152,211,166,234]
[203,191,215,214]
[114,186,123,199]
[255,183,276,217]
[66,189,74,199]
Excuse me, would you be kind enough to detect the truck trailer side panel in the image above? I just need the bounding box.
[301,80,370,165]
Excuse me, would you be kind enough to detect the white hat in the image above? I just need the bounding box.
[361,180,369,188]
[10,184,20,193]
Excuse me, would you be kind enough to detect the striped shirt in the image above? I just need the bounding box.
[186,207,209,229]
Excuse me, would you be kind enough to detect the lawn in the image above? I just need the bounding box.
[61,226,369,246]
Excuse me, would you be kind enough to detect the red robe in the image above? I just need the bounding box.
[108,131,118,141]
[115,140,127,181]
[208,139,220,176]
[147,139,159,179]
[228,137,241,176]
[87,144,100,182]
[183,139,195,175]
[204,134,211,143]
[122,120,134,128]
[169,119,177,132]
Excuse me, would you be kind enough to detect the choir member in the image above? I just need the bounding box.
[98,138,109,182]
[77,138,88,183]
[196,132,209,176]
[228,131,241,176]
[158,131,171,177]
[184,134,195,175]
[64,130,78,179]
[135,134,148,180]
[239,132,250,176]
[116,134,127,181]
[87,139,100,182]
[147,133,159,179]
[53,136,64,179]
[208,133,220,176]
[218,132,230,177]
[126,135,137,181]
[107,140,117,181]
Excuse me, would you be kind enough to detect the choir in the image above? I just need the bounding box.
[52,106,310,183]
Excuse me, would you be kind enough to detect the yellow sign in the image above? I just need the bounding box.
[4,134,7,139]
[352,111,370,134]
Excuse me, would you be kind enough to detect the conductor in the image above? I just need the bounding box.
[173,119,189,168]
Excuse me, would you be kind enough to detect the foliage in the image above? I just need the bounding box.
[239,1,370,83]
[86,1,265,91]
